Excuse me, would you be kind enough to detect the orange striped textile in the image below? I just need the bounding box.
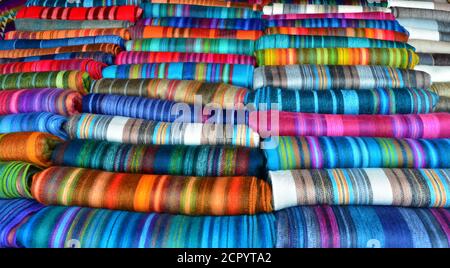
[5,28,130,40]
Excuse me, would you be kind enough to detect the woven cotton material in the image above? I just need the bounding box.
[5,29,130,40]
[0,132,62,167]
[102,63,254,88]
[115,52,256,65]
[0,36,124,50]
[14,18,131,31]
[0,52,114,65]
[275,206,450,248]
[406,27,450,42]
[90,78,247,110]
[0,44,122,58]
[409,39,450,54]
[263,11,396,20]
[51,140,265,177]
[414,66,450,83]
[255,48,418,68]
[388,0,450,11]
[249,112,450,138]
[137,18,265,30]
[263,3,391,15]
[430,82,450,97]
[418,53,450,66]
[25,0,142,7]
[435,96,450,112]
[0,112,68,139]
[0,161,41,199]
[245,88,438,114]
[32,166,272,215]
[253,65,430,90]
[397,18,450,33]
[263,136,450,170]
[270,168,450,210]
[16,204,276,248]
[146,0,262,10]
[271,0,388,6]
[392,7,450,23]
[65,114,259,147]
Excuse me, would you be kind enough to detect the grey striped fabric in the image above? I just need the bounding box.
[418,53,450,66]
[408,39,450,53]
[392,7,450,23]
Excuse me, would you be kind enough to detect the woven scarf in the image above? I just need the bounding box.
[263,136,450,170]
[245,88,438,114]
[414,66,450,83]
[253,65,430,90]
[397,18,450,33]
[25,0,142,7]
[430,82,450,97]
[272,0,388,6]
[408,39,450,53]
[0,44,122,58]
[418,53,450,66]
[392,7,450,23]
[263,11,396,20]
[102,63,254,88]
[0,112,68,139]
[0,36,124,50]
[0,52,114,65]
[137,18,265,30]
[389,0,450,11]
[5,29,130,40]
[146,0,262,10]
[0,161,41,199]
[270,168,450,209]
[275,206,449,248]
[263,3,391,15]
[0,132,62,167]
[14,18,131,31]
[65,113,259,147]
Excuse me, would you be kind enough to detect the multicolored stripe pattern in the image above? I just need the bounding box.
[0,112,68,139]
[0,161,41,199]
[4,28,130,40]
[0,44,122,58]
[137,18,265,30]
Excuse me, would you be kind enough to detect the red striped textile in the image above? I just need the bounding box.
[5,28,130,40]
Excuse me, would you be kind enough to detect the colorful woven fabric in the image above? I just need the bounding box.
[0,71,91,93]
[0,132,62,167]
[256,35,413,50]
[0,59,106,79]
[115,52,256,65]
[255,48,418,68]
[52,140,265,177]
[270,168,450,210]
[0,199,44,248]
[249,112,450,139]
[0,44,122,58]
[0,89,81,116]
[125,38,255,56]
[32,166,272,215]
[418,53,450,66]
[141,3,262,19]
[25,0,142,7]
[14,19,131,31]
[5,29,130,40]
[263,3,391,15]
[263,11,396,20]
[253,65,430,90]
[129,26,263,40]
[102,63,254,88]
[0,52,114,65]
[137,18,265,30]
[430,82,450,98]
[65,114,259,147]
[0,36,124,50]
[392,7,450,23]
[264,136,450,170]
[148,0,262,10]
[0,112,68,139]
[273,0,387,6]
[275,206,449,248]
[245,88,438,114]
[16,204,275,248]
[91,78,247,110]
[0,161,41,199]
[16,6,143,23]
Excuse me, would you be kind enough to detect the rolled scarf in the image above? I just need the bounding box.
[263,136,450,170]
[0,52,114,65]
[16,204,275,248]
[414,66,450,83]
[14,19,131,31]
[245,88,438,114]
[266,18,407,33]
[52,139,265,177]
[388,0,450,11]
[418,53,450,66]
[0,199,44,248]
[263,11,396,20]
[0,132,62,167]
[66,113,258,147]
[145,0,262,10]
[115,52,256,65]
[265,27,408,42]
[256,35,413,50]
[253,65,430,90]
[0,36,124,50]
[137,18,265,30]
[435,96,450,112]
[32,166,272,215]
[5,29,130,40]
[0,59,106,79]
[406,27,450,42]
[262,3,391,15]
[125,38,255,56]
[141,3,262,19]
[275,206,449,248]
[270,0,388,6]
[0,161,40,199]
[16,6,143,23]
[430,82,450,97]
[255,48,418,69]
[0,71,91,93]
[396,18,450,33]
[91,78,247,110]
[408,39,450,54]
[0,112,68,139]
[249,112,450,139]
[25,0,142,7]
[270,168,450,210]
[102,63,254,88]
[0,44,122,58]
[392,7,450,23]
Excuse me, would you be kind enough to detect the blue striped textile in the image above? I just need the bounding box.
[0,36,124,50]
[0,112,68,139]
[0,52,114,65]
[138,18,265,30]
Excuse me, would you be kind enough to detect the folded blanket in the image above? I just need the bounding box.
[0,161,41,199]
[125,38,255,56]
[415,65,450,82]
[263,11,396,20]
[14,19,131,31]
[137,18,265,30]
[0,36,124,50]
[392,6,450,23]
[25,0,142,7]
[32,166,272,215]
[256,35,413,50]
[0,59,106,79]
[5,28,130,40]
[263,136,450,170]
[0,71,91,93]
[270,168,450,209]
[0,112,68,139]
[249,112,450,138]
[253,65,430,90]
[275,206,449,248]
[0,44,122,58]
[408,39,450,53]
[115,51,256,65]
[102,63,254,88]
[16,6,143,23]
[430,82,450,97]
[263,3,391,15]
[16,203,275,248]
[0,132,62,167]
[388,0,450,11]
[255,48,418,68]
[65,114,259,147]
[397,18,450,33]
[0,52,114,65]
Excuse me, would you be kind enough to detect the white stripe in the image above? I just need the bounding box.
[364,168,393,205]
[269,170,298,210]
[106,116,128,143]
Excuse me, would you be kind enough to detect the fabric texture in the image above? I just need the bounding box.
[0,44,122,58]
[396,18,450,33]
[263,3,390,15]
[263,11,396,20]
[414,66,450,83]
[115,52,256,65]
[418,53,450,66]
[0,161,41,199]
[392,7,450,23]
[435,96,450,112]
[14,18,131,31]
[0,112,68,139]
[25,0,141,7]
[0,52,114,65]
[408,39,450,53]
[0,36,124,50]
[5,29,130,40]
[430,82,450,97]
[405,27,450,42]
[137,18,265,30]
